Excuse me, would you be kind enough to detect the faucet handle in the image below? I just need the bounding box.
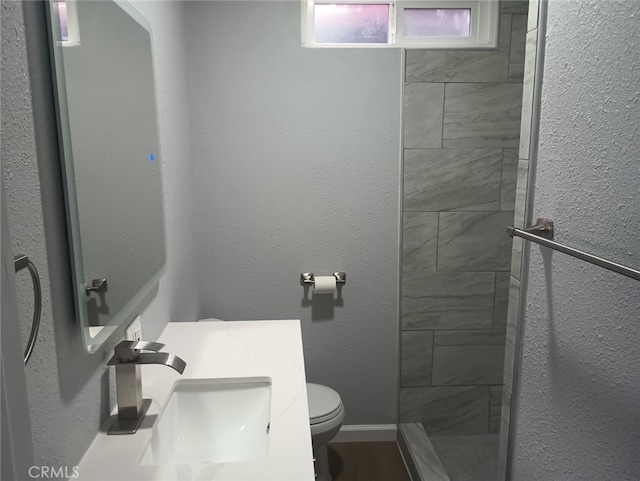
[126,340,165,352]
[112,340,165,362]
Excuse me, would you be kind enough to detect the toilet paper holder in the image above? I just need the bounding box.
[300,272,346,286]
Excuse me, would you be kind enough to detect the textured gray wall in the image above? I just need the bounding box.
[511,1,640,479]
[2,0,197,472]
[186,1,402,424]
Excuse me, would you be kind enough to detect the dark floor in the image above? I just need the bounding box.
[328,441,412,481]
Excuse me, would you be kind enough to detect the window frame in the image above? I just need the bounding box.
[302,0,499,49]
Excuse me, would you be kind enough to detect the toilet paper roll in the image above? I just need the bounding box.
[313,276,337,294]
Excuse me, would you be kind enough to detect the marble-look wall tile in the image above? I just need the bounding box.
[400,386,491,434]
[493,272,510,328]
[497,385,513,481]
[500,149,518,211]
[508,15,528,80]
[501,0,529,14]
[403,212,439,272]
[503,276,521,391]
[402,272,496,330]
[513,159,529,230]
[519,28,538,159]
[401,331,434,387]
[398,0,529,441]
[437,211,515,271]
[431,330,506,386]
[510,236,523,280]
[511,159,529,280]
[527,0,539,31]
[404,83,444,148]
[404,149,503,212]
[443,83,523,149]
[490,385,503,432]
[405,15,511,83]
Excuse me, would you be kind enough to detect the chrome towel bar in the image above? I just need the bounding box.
[507,218,640,282]
[14,254,43,364]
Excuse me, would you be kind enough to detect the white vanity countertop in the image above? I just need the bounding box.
[76,320,315,481]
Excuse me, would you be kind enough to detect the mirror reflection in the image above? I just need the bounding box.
[48,0,165,352]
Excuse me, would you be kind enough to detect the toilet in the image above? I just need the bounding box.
[307,383,345,481]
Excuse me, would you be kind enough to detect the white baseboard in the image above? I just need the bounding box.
[330,424,398,443]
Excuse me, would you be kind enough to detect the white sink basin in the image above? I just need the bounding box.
[141,377,272,465]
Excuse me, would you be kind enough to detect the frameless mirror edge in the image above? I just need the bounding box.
[45,0,92,334]
[46,0,166,354]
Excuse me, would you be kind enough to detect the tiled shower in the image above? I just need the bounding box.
[399,3,528,439]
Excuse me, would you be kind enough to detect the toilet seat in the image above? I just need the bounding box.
[307,383,343,425]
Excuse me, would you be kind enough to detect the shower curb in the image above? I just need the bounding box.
[398,423,450,481]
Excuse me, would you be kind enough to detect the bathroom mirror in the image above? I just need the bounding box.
[47,0,165,353]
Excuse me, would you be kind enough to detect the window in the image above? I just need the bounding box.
[53,0,81,47]
[302,0,499,49]
[315,4,390,43]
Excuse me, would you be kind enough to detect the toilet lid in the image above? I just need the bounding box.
[307,383,343,425]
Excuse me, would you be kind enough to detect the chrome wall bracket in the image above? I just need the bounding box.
[85,278,108,295]
[507,218,554,240]
[300,272,346,285]
[14,254,30,272]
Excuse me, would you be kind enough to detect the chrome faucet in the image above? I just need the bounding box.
[107,340,186,435]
